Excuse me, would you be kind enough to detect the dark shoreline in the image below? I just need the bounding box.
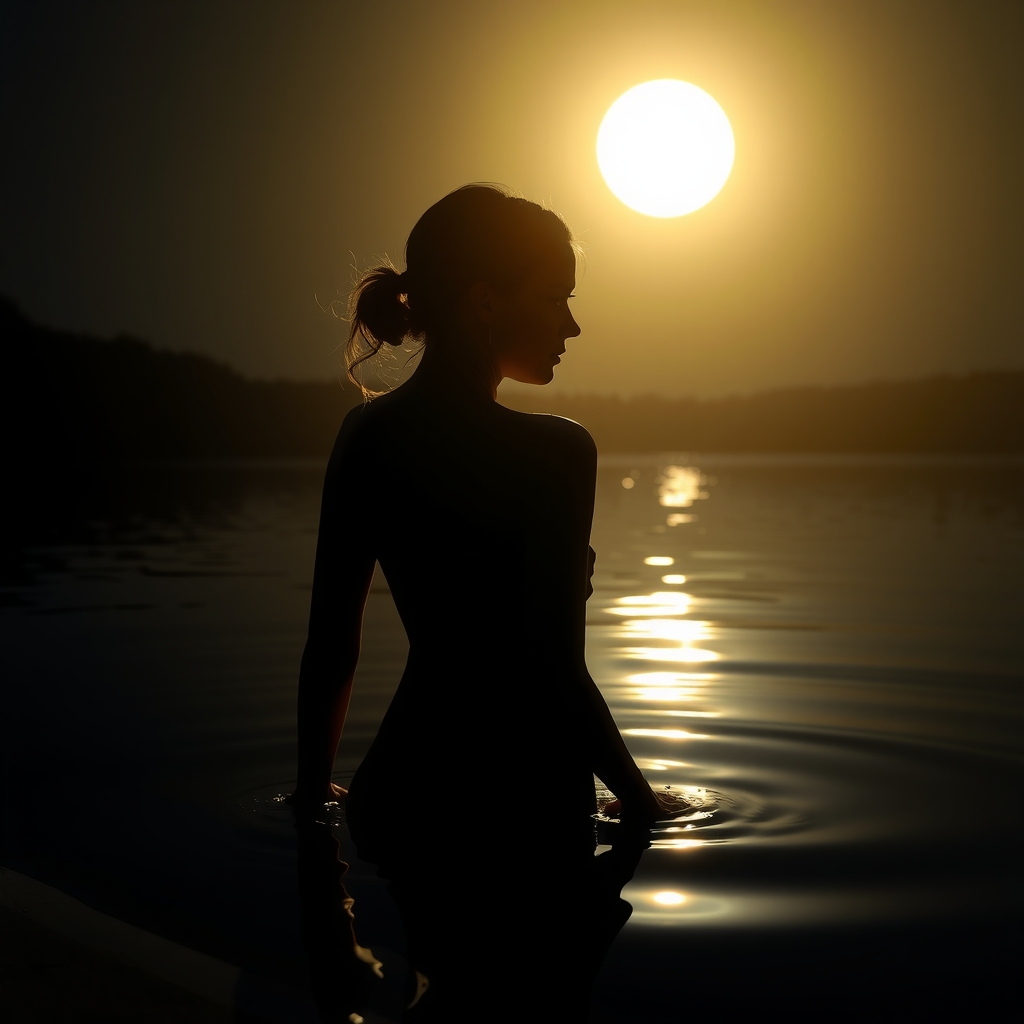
[4,297,1023,463]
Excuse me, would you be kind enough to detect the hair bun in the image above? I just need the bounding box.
[347,263,414,363]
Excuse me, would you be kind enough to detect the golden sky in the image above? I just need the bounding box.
[2,0,1022,396]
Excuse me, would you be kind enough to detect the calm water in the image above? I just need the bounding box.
[3,454,1023,1020]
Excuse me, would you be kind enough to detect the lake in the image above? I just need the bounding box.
[2,454,1023,1021]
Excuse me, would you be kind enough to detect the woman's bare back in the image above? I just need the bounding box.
[330,383,601,833]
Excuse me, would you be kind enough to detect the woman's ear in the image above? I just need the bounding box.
[463,280,503,327]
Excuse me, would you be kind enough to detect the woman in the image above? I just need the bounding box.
[291,185,679,1021]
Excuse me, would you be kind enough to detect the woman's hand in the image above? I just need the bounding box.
[287,781,348,818]
[650,786,691,818]
[607,785,690,826]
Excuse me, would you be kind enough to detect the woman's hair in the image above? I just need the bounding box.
[345,183,577,393]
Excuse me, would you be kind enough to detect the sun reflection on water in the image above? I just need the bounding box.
[666,513,695,526]
[635,688,695,701]
[606,595,716,659]
[627,672,714,707]
[627,672,715,686]
[625,728,710,740]
[639,758,693,771]
[614,616,719,664]
[607,592,691,615]
[599,461,774,910]
[657,466,708,509]
[628,646,719,664]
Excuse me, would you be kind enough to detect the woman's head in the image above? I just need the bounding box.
[346,184,580,394]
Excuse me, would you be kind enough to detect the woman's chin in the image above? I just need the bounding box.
[506,366,556,387]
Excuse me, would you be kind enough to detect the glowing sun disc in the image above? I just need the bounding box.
[598,79,735,218]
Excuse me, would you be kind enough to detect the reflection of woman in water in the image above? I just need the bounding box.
[291,185,680,1021]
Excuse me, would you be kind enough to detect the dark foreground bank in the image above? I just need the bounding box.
[0,901,230,1024]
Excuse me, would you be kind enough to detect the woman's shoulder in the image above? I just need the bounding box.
[498,406,597,461]
[335,390,403,440]
[325,398,387,474]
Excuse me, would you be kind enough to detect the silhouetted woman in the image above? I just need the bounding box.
[291,185,678,1022]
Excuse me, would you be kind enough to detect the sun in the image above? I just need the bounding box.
[597,79,735,218]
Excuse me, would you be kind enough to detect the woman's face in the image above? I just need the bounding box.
[493,244,580,386]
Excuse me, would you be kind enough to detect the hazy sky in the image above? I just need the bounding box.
[2,0,1022,397]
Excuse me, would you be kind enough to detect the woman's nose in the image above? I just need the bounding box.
[566,311,581,338]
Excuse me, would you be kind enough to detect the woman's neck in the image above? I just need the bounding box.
[406,337,501,405]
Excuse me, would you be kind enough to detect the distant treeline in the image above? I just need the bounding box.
[2,298,361,463]
[504,374,1024,453]
[3,297,1022,461]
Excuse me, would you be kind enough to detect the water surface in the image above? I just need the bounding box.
[2,455,1022,1020]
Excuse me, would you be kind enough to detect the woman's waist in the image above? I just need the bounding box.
[363,717,591,794]
[381,668,580,733]
[402,641,576,675]
[350,738,596,809]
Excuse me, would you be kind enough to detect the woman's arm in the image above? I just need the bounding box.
[578,671,664,823]
[559,425,674,825]
[291,408,377,812]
